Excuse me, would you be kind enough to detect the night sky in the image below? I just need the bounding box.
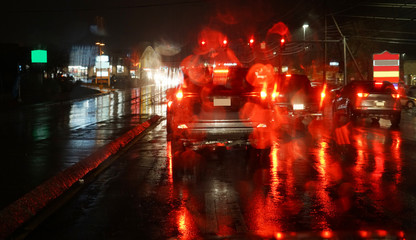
[1,0,327,48]
[2,0,416,57]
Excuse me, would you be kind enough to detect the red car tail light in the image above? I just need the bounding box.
[271,91,279,101]
[271,83,278,101]
[319,84,327,109]
[357,92,369,98]
[391,93,400,99]
[260,90,267,100]
[176,89,183,100]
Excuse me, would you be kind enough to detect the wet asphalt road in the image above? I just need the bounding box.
[0,86,161,211]
[26,110,416,239]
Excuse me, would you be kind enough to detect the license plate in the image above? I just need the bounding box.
[213,97,231,106]
[375,101,385,107]
[293,104,305,110]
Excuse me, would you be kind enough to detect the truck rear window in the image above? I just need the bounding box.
[183,67,254,92]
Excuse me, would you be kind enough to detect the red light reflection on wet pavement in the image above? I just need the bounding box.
[162,118,414,239]
[25,116,416,240]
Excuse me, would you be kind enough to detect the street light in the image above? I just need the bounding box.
[95,42,105,55]
[302,24,309,50]
[95,42,105,85]
[302,24,309,41]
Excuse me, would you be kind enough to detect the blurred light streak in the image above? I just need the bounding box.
[319,83,327,109]
[269,142,280,202]
[130,88,141,115]
[334,123,351,145]
[176,188,199,240]
[313,140,335,228]
[321,230,333,238]
[359,230,369,238]
[167,141,173,184]
[371,140,385,204]
[391,131,402,184]
[354,133,367,192]
[275,232,284,239]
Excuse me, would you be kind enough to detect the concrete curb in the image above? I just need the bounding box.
[0,115,161,239]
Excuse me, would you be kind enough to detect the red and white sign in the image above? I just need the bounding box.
[373,51,400,83]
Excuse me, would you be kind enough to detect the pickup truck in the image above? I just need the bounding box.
[269,74,326,128]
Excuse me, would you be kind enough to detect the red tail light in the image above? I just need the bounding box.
[213,69,229,74]
[391,93,400,99]
[177,124,188,129]
[260,90,267,100]
[357,92,369,98]
[271,91,279,101]
[176,89,183,100]
[271,83,278,101]
[319,84,327,109]
[260,84,268,100]
[168,101,173,108]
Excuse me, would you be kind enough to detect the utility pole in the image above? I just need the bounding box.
[343,36,347,85]
[323,0,327,84]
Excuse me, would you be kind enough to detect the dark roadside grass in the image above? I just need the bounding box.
[0,78,103,110]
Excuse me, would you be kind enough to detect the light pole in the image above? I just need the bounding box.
[302,24,309,50]
[95,42,105,85]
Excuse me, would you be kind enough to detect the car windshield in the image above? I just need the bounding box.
[183,66,254,92]
[277,74,312,94]
[3,1,416,240]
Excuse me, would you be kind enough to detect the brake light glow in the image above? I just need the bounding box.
[357,92,369,98]
[391,93,400,99]
[168,101,173,108]
[177,124,188,129]
[260,90,267,100]
[222,39,228,47]
[319,84,327,109]
[285,74,292,78]
[213,69,229,74]
[176,89,183,100]
[256,123,267,128]
[375,81,383,86]
[271,83,279,101]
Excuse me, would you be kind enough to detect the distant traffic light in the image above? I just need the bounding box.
[249,37,255,47]
[280,37,286,50]
[222,38,228,47]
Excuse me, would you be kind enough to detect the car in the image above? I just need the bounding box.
[269,73,327,128]
[166,65,272,155]
[332,80,402,126]
[408,85,416,98]
[399,86,416,109]
[400,95,416,109]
